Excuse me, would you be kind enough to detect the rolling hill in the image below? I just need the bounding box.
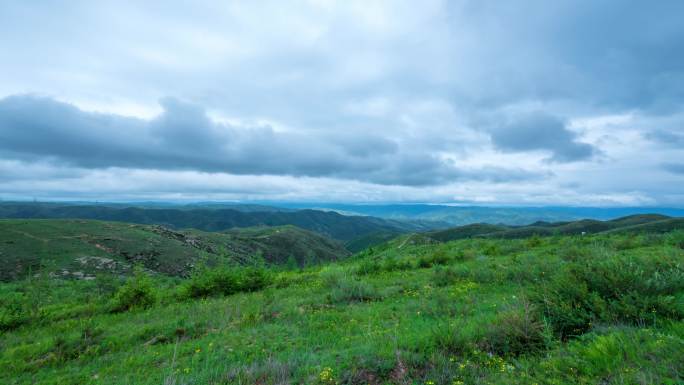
[422,214,684,242]
[0,219,350,281]
[0,202,431,244]
[287,203,684,226]
[2,218,683,384]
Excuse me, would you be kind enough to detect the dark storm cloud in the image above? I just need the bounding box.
[488,113,595,162]
[0,95,539,186]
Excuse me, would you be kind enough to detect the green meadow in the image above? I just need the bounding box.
[2,229,684,384]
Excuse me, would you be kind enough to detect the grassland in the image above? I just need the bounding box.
[0,219,349,281]
[1,225,683,384]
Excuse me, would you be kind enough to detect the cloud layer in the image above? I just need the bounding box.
[0,0,683,204]
[0,95,542,186]
[488,113,596,162]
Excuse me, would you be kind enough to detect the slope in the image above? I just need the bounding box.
[0,202,420,242]
[0,219,349,281]
[423,214,684,242]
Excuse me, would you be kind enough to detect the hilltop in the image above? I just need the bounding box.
[0,219,349,281]
[288,203,684,226]
[422,214,684,242]
[0,202,432,247]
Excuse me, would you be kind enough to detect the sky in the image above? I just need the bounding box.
[0,0,683,206]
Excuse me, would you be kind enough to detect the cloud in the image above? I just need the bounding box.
[662,163,684,175]
[488,113,596,162]
[0,95,540,187]
[0,1,683,204]
[647,129,684,147]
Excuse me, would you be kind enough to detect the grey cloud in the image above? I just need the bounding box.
[0,1,682,203]
[0,95,540,186]
[488,113,596,162]
[646,129,684,147]
[662,163,684,175]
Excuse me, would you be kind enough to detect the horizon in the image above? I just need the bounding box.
[2,198,684,211]
[1,1,683,205]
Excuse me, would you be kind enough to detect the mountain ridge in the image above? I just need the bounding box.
[0,219,350,281]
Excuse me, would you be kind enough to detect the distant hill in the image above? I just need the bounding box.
[0,219,350,281]
[0,202,428,244]
[285,203,684,226]
[422,214,684,242]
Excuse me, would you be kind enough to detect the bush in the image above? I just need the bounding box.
[482,242,501,256]
[558,243,592,262]
[666,230,684,249]
[534,253,684,339]
[481,301,550,356]
[0,291,28,331]
[432,322,476,355]
[432,266,459,287]
[324,272,381,304]
[381,257,413,272]
[50,322,105,362]
[417,250,451,268]
[433,301,549,357]
[241,268,272,292]
[454,248,478,262]
[355,257,413,276]
[355,258,383,275]
[182,266,271,299]
[111,270,157,312]
[525,235,543,248]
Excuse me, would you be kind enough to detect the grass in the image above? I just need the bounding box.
[0,219,349,280]
[1,229,683,384]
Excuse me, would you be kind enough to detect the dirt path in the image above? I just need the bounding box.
[397,234,414,249]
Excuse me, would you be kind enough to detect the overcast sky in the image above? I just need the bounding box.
[1,0,683,205]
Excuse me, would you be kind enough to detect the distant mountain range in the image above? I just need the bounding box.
[370,214,684,252]
[423,214,684,242]
[2,202,682,254]
[0,203,436,249]
[280,203,684,226]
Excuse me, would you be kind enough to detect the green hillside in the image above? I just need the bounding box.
[425,214,684,242]
[0,202,428,243]
[0,219,349,281]
[1,227,683,384]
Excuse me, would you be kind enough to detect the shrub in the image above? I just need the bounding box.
[431,322,477,355]
[241,267,272,292]
[480,301,550,356]
[51,322,105,362]
[482,242,501,256]
[417,250,451,268]
[432,301,549,357]
[558,243,592,262]
[111,270,157,312]
[182,266,271,299]
[356,257,413,275]
[534,253,684,339]
[665,230,684,249]
[0,291,28,331]
[525,235,543,248]
[324,272,381,304]
[381,257,413,272]
[454,248,478,262]
[356,258,383,275]
[432,266,459,287]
